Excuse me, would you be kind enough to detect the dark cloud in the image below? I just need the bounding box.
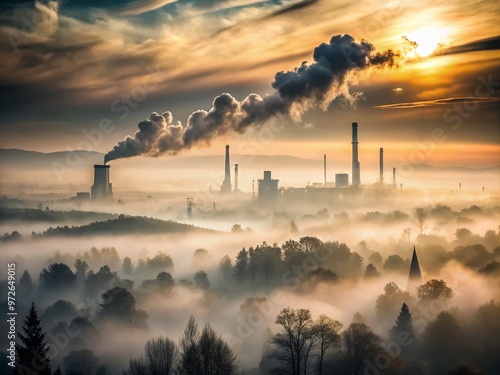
[265,0,319,18]
[440,35,500,56]
[105,34,398,162]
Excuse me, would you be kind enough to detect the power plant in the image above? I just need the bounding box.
[91,164,113,200]
[89,121,399,206]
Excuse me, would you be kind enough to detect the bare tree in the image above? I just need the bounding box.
[270,307,316,375]
[314,315,342,375]
[414,207,428,235]
[343,323,381,375]
[144,336,178,375]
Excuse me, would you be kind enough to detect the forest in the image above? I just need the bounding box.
[1,200,499,375]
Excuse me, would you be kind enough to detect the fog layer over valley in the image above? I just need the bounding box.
[1,191,500,375]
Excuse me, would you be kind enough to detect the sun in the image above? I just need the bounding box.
[403,27,450,58]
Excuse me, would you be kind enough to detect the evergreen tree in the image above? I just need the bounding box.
[389,303,416,356]
[14,302,52,375]
[53,366,62,375]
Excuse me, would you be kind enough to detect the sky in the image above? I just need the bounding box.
[0,0,499,168]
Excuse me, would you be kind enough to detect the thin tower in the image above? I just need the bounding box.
[324,154,327,185]
[379,147,384,184]
[351,122,360,186]
[234,164,239,192]
[220,145,232,193]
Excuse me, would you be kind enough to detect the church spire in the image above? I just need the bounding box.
[407,246,422,291]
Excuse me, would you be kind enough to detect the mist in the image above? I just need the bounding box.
[1,187,500,374]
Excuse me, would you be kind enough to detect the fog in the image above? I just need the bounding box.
[1,185,500,374]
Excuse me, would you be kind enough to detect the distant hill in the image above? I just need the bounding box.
[38,215,215,237]
[0,148,103,169]
[405,163,500,173]
[2,148,498,173]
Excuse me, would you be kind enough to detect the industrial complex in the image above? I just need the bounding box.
[85,122,398,205]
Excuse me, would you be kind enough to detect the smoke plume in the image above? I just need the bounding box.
[105,34,397,162]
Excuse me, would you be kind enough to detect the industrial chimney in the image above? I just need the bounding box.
[379,148,384,184]
[220,145,232,193]
[234,164,239,192]
[323,154,327,185]
[91,164,113,200]
[351,122,360,186]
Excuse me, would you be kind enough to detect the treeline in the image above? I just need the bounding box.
[258,300,500,375]
[10,296,500,375]
[37,215,214,237]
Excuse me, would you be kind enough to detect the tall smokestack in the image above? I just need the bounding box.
[351,122,360,186]
[379,148,384,184]
[324,154,327,185]
[393,167,396,188]
[220,145,232,193]
[234,164,239,192]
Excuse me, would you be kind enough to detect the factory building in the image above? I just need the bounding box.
[91,164,113,200]
[335,173,349,188]
[220,145,232,194]
[258,171,279,203]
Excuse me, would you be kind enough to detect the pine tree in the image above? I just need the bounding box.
[389,302,416,356]
[53,366,62,375]
[14,302,52,375]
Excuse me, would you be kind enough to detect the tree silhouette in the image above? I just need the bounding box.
[422,312,473,375]
[270,307,317,374]
[143,337,178,375]
[389,303,416,356]
[53,366,62,375]
[41,300,77,330]
[314,315,342,375]
[194,270,210,290]
[364,263,380,278]
[219,255,233,278]
[98,287,148,328]
[178,315,237,375]
[376,283,415,329]
[343,323,381,375]
[39,263,76,291]
[234,248,249,284]
[417,279,453,302]
[14,302,51,375]
[156,272,174,291]
[74,259,89,283]
[122,257,133,276]
[414,207,428,235]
